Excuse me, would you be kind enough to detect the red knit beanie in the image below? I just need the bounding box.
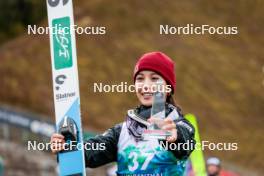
[133,51,176,93]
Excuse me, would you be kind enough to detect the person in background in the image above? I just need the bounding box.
[207,157,221,176]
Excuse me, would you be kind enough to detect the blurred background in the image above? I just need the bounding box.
[0,0,263,176]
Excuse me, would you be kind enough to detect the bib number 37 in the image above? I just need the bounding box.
[128,152,155,172]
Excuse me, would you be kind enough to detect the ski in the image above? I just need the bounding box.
[46,0,86,175]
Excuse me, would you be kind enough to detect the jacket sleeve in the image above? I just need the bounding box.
[167,116,196,160]
[84,123,122,168]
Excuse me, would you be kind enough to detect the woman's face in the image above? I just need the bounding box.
[135,70,167,106]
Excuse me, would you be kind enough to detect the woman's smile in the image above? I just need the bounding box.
[135,70,167,106]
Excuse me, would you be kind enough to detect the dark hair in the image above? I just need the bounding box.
[166,94,183,115]
[166,94,175,106]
